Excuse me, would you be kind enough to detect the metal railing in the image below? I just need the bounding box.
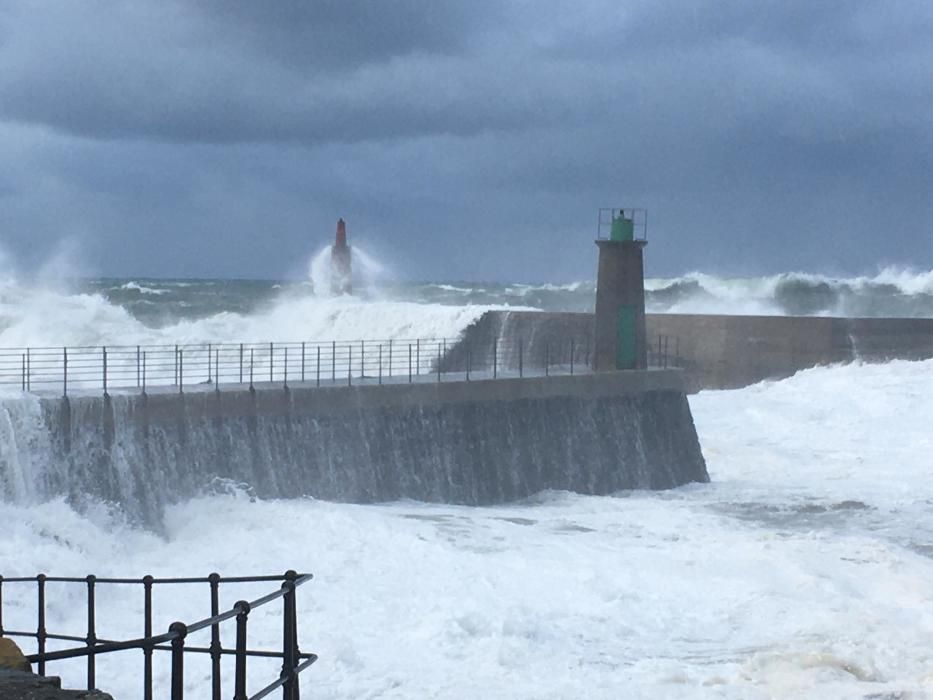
[649,334,680,369]
[0,571,315,700]
[0,334,680,396]
[596,207,648,240]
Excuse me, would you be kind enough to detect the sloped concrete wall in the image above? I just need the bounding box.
[38,371,708,527]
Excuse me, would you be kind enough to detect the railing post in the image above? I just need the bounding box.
[416,339,421,376]
[239,343,244,384]
[519,339,524,378]
[281,570,300,700]
[86,575,97,690]
[143,575,153,700]
[179,349,184,394]
[36,574,46,676]
[169,621,188,700]
[250,349,255,390]
[0,575,4,637]
[142,352,147,395]
[284,348,289,389]
[136,345,141,387]
[347,346,352,386]
[233,601,251,700]
[437,343,441,383]
[207,343,212,383]
[657,335,662,368]
[26,348,31,392]
[466,345,471,381]
[570,339,575,376]
[493,339,497,379]
[545,343,550,377]
[102,347,107,396]
[21,352,25,392]
[316,346,321,387]
[209,573,221,700]
[270,342,274,383]
[360,340,364,380]
[378,345,383,385]
[215,348,220,393]
[174,344,179,385]
[388,339,393,379]
[63,347,68,397]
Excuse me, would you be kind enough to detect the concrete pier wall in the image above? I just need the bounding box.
[37,371,708,526]
[449,310,933,391]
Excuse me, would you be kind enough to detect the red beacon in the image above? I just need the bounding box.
[330,218,352,294]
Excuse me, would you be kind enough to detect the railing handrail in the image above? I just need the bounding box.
[0,570,316,700]
[0,333,680,395]
[0,337,460,354]
[0,573,305,584]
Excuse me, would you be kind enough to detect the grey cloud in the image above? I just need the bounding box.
[2,0,930,150]
[0,0,522,144]
[0,0,930,281]
[186,0,502,69]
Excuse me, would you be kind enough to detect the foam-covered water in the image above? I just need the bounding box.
[1,359,931,697]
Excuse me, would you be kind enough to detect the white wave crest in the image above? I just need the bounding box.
[118,281,168,295]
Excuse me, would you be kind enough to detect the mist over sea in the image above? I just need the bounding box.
[1,267,932,698]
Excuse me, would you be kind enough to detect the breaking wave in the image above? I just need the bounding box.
[1,265,932,354]
[392,267,933,317]
[644,268,933,316]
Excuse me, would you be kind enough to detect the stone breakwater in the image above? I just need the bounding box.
[0,370,707,527]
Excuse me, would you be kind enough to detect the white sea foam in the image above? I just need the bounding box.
[645,268,933,316]
[0,281,501,349]
[118,281,168,295]
[1,359,932,697]
[858,266,933,295]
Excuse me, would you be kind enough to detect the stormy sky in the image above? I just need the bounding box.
[1,0,931,282]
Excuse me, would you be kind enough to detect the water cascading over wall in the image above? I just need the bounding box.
[0,372,708,528]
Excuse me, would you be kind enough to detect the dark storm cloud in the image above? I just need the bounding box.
[189,0,499,69]
[0,0,525,144]
[0,0,931,280]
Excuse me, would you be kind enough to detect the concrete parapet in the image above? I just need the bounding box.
[448,310,933,391]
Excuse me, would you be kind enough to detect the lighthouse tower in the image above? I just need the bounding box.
[330,218,352,295]
[593,208,648,371]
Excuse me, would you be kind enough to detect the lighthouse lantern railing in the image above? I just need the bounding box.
[596,208,648,242]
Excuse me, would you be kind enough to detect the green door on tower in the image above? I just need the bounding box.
[616,305,637,369]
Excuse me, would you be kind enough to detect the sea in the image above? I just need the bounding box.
[1,263,933,698]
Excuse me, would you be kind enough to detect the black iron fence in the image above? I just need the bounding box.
[0,571,315,699]
[0,334,680,396]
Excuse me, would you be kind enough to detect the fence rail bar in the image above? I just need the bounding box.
[0,572,315,699]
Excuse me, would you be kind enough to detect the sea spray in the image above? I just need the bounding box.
[0,395,56,502]
[307,244,390,298]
